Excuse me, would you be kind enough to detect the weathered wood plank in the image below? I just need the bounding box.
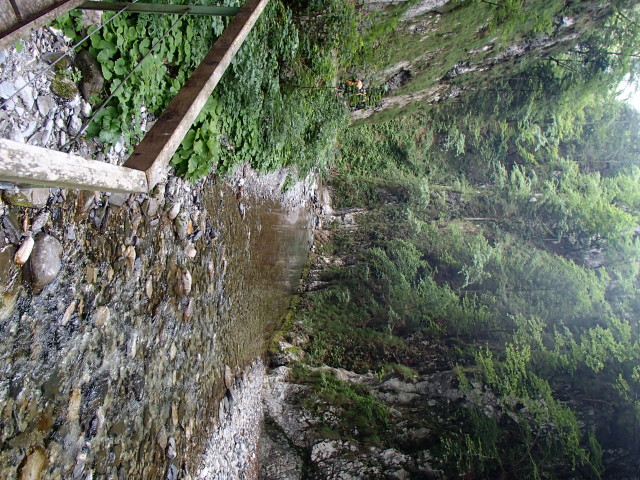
[124,0,269,189]
[0,139,148,193]
[0,0,86,51]
[78,2,240,16]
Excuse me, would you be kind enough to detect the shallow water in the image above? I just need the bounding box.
[0,179,311,479]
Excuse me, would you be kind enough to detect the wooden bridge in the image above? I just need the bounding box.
[0,0,269,193]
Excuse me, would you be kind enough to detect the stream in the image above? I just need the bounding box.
[0,175,312,479]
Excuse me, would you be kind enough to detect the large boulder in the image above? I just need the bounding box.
[29,234,62,288]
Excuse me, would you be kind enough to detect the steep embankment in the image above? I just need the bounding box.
[351,0,611,121]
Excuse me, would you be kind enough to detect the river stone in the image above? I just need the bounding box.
[3,188,49,208]
[29,233,63,288]
[36,95,55,116]
[18,447,47,480]
[75,50,104,101]
[176,269,192,296]
[92,306,110,327]
[168,202,181,220]
[14,236,34,265]
[166,436,177,459]
[31,211,50,233]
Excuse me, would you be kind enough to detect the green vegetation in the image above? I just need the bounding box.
[52,0,640,476]
[54,0,354,178]
[287,1,640,472]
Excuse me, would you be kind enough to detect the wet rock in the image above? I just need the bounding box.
[3,188,49,208]
[145,278,153,299]
[29,233,63,287]
[19,447,47,480]
[129,374,144,401]
[184,297,194,322]
[2,215,21,244]
[176,268,192,296]
[30,211,49,233]
[127,333,137,359]
[168,202,181,220]
[185,244,197,259]
[165,464,178,480]
[75,50,104,101]
[166,436,177,459]
[124,245,136,270]
[91,306,110,327]
[60,301,75,326]
[14,235,34,265]
[67,388,81,423]
[174,214,189,240]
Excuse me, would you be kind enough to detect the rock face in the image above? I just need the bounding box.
[28,233,62,287]
[259,362,451,479]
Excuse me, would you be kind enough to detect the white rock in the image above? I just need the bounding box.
[15,77,34,109]
[0,81,16,100]
[14,235,34,265]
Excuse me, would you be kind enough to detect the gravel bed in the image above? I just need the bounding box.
[198,360,266,480]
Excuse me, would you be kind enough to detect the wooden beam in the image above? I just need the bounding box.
[0,0,86,51]
[0,139,148,193]
[124,0,269,189]
[78,2,240,16]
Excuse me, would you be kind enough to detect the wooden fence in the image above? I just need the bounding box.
[0,0,269,193]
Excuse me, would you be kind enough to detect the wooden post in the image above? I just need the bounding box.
[0,139,148,193]
[124,0,269,189]
[78,2,240,16]
[0,0,86,50]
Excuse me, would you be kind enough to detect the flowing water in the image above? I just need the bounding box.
[0,178,311,479]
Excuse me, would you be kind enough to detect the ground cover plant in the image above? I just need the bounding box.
[54,0,357,179]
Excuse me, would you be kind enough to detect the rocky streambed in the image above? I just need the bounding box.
[0,165,320,479]
[0,18,332,480]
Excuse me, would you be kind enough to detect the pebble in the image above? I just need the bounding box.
[81,100,91,117]
[174,214,188,240]
[177,268,192,296]
[15,77,35,110]
[92,306,110,327]
[31,210,49,233]
[3,216,21,243]
[166,437,177,459]
[68,115,82,136]
[168,202,181,220]
[36,95,55,116]
[22,120,38,138]
[184,297,194,322]
[185,244,197,259]
[0,80,16,99]
[14,235,34,265]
